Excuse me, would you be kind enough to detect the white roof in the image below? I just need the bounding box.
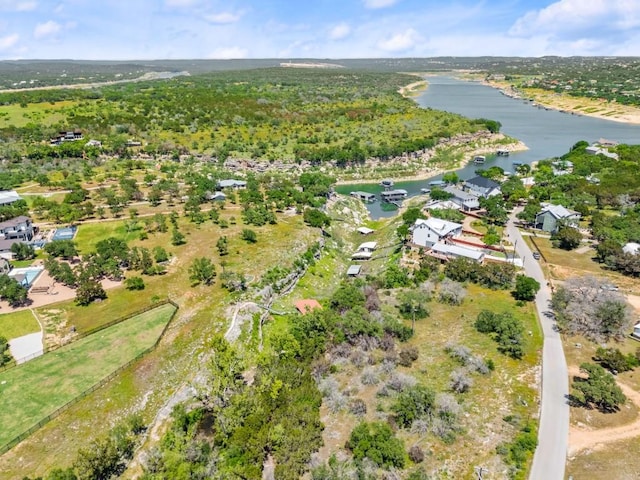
[424,200,459,210]
[431,242,484,261]
[623,242,640,255]
[218,179,247,188]
[540,203,579,219]
[413,218,462,236]
[357,241,377,251]
[352,251,373,260]
[0,191,21,205]
[357,227,374,235]
[634,323,640,329]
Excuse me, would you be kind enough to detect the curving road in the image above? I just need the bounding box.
[505,213,569,480]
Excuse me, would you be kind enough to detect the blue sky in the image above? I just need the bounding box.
[1,0,639,60]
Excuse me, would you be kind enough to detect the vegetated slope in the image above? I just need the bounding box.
[0,68,494,161]
[0,303,175,448]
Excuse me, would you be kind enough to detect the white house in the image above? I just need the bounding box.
[534,203,581,233]
[411,218,462,247]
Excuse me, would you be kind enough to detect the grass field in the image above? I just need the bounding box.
[0,101,75,128]
[0,302,176,448]
[568,437,640,480]
[73,220,143,254]
[0,310,40,340]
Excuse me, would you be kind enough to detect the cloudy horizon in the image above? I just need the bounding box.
[0,0,639,60]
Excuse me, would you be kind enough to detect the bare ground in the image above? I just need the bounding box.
[568,366,640,456]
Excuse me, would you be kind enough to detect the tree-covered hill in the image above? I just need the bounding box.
[1,68,494,163]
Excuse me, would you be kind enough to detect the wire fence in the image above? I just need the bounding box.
[1,299,177,373]
[0,299,178,455]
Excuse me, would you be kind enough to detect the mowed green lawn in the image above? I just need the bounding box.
[0,310,40,340]
[0,303,176,447]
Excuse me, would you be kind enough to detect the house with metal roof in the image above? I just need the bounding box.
[463,176,501,198]
[442,185,480,211]
[411,218,462,247]
[534,203,581,233]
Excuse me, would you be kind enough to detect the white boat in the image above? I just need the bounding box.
[473,155,486,164]
[380,179,394,189]
[496,149,509,156]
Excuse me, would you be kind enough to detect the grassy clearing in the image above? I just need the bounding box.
[0,101,76,128]
[73,220,143,254]
[567,437,640,480]
[0,310,40,340]
[0,303,175,448]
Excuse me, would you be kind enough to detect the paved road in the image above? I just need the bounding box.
[505,214,569,480]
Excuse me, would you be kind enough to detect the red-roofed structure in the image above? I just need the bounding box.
[294,299,322,315]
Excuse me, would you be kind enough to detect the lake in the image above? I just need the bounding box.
[336,76,640,218]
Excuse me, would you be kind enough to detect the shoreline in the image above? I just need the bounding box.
[334,131,528,186]
[482,79,640,126]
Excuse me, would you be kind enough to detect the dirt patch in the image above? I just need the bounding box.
[568,366,640,456]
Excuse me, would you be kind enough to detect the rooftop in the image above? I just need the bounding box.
[0,191,21,205]
[294,299,322,315]
[357,226,374,235]
[540,203,579,219]
[465,175,500,190]
[431,242,484,261]
[413,218,461,236]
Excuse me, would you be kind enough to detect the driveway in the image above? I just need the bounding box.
[505,211,569,480]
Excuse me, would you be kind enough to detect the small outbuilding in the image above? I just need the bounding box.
[294,299,322,315]
[347,265,362,277]
[633,323,640,339]
[357,226,374,235]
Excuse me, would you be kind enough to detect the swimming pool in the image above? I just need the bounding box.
[9,266,45,287]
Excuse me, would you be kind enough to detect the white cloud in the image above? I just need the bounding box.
[204,11,243,24]
[34,20,61,39]
[363,0,399,9]
[328,22,351,40]
[0,0,36,11]
[0,33,19,50]
[165,0,199,7]
[208,46,248,59]
[510,0,640,36]
[377,28,421,52]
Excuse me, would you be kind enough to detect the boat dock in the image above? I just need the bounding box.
[380,189,408,203]
[350,191,377,202]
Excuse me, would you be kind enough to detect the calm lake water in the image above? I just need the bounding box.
[336,75,640,218]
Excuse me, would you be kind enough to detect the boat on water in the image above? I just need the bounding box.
[512,161,523,167]
[473,155,486,164]
[496,149,509,156]
[380,179,394,189]
[429,180,446,187]
[420,188,430,194]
